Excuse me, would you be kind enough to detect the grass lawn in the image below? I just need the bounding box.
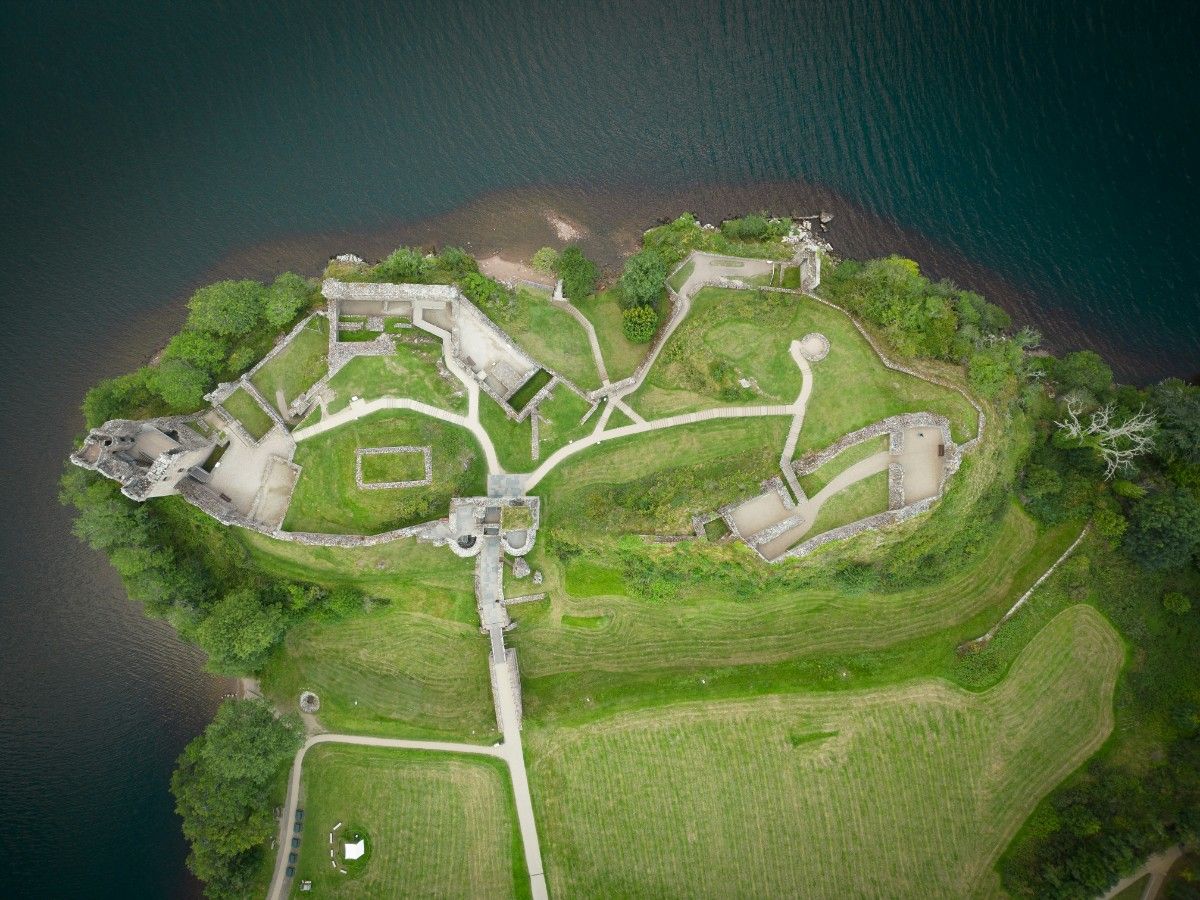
[667,259,694,293]
[284,410,486,535]
[359,449,427,484]
[249,316,328,412]
[797,434,889,495]
[576,288,646,383]
[488,289,601,390]
[481,386,592,474]
[808,468,890,536]
[325,344,466,417]
[249,535,498,739]
[526,605,1122,899]
[626,287,978,449]
[222,388,275,441]
[293,745,525,898]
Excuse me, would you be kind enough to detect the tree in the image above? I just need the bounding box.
[163,330,228,376]
[459,273,510,310]
[968,340,1022,397]
[619,248,667,309]
[194,588,286,674]
[557,246,598,302]
[622,305,658,343]
[171,699,301,899]
[1053,350,1113,397]
[530,246,559,273]
[151,359,210,410]
[1124,489,1200,571]
[262,272,310,329]
[187,280,265,336]
[374,246,428,282]
[1149,378,1200,465]
[1056,399,1157,479]
[82,369,156,427]
[1163,591,1192,616]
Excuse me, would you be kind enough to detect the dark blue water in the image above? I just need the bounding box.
[1,0,1196,894]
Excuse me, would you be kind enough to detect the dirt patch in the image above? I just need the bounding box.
[478,254,554,289]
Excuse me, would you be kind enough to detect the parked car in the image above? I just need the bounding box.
[291,837,301,849]
[295,808,305,820]
[286,866,295,878]
[294,821,302,833]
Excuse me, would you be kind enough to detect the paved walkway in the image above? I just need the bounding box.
[779,340,814,503]
[551,284,610,385]
[1099,846,1184,900]
[266,731,546,900]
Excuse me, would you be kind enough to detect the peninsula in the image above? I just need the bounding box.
[65,213,1200,899]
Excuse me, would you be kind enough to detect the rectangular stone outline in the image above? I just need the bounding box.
[354,445,432,490]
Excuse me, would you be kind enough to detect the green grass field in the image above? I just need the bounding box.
[292,745,525,898]
[526,605,1122,899]
[324,344,466,417]
[249,316,328,411]
[222,388,275,440]
[797,434,889,496]
[626,287,977,450]
[577,288,647,382]
[284,410,486,535]
[358,449,426,484]
[488,289,602,390]
[251,535,497,739]
[807,468,890,536]
[480,386,593,474]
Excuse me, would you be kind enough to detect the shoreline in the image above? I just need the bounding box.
[141,179,1190,385]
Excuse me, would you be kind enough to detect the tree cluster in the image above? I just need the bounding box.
[557,246,598,303]
[170,699,301,899]
[60,466,368,674]
[83,274,316,427]
[618,248,667,343]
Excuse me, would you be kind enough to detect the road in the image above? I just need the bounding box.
[266,731,546,900]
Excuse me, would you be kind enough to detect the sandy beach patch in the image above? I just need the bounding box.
[478,254,556,289]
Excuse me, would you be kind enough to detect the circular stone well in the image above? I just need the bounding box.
[798,332,830,362]
[299,691,320,713]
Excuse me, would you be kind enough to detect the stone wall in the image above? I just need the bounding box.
[354,445,432,490]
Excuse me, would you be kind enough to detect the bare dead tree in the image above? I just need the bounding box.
[1055,399,1157,479]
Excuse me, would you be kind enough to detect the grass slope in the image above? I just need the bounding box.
[481,386,592,474]
[488,289,601,390]
[251,535,497,739]
[627,287,977,448]
[577,288,646,383]
[808,468,890,536]
[284,410,485,535]
[324,344,466,417]
[293,745,524,898]
[249,316,328,410]
[527,605,1122,899]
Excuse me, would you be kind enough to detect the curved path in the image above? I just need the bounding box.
[292,395,502,476]
[267,732,546,900]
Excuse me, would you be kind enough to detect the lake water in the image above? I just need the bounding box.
[1,0,1196,894]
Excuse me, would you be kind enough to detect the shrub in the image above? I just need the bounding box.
[720,213,790,241]
[459,272,511,310]
[531,246,559,273]
[374,246,429,282]
[437,246,478,278]
[82,369,157,427]
[622,305,658,343]
[1162,591,1192,616]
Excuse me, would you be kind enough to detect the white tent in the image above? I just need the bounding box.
[344,838,365,861]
